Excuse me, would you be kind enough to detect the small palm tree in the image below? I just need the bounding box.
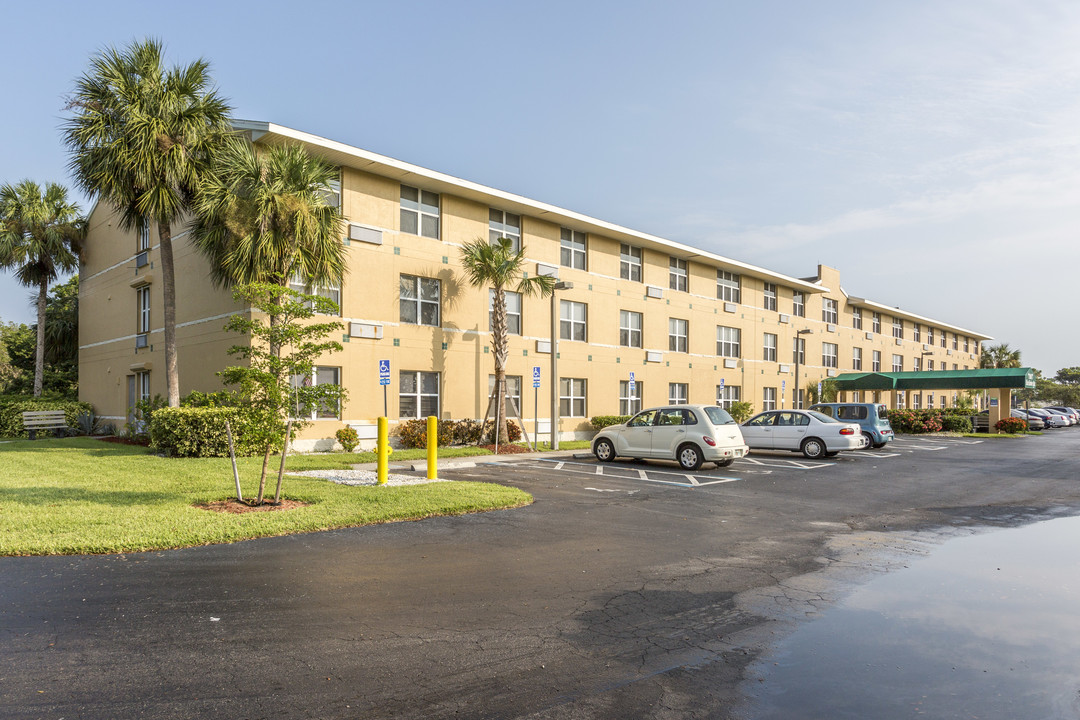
[980,343,1022,369]
[64,38,232,407]
[0,181,85,397]
[460,237,554,444]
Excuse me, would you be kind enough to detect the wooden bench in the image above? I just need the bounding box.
[21,410,71,440]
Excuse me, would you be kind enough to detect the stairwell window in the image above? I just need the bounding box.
[792,291,805,317]
[822,298,837,324]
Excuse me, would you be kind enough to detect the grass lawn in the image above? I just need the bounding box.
[0,438,531,556]
[284,445,493,470]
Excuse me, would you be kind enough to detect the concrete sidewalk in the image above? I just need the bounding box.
[352,448,587,473]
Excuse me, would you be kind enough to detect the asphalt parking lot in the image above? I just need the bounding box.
[4,431,1080,719]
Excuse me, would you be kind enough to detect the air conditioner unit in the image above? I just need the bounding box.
[723,358,738,369]
[348,224,383,245]
[646,285,663,299]
[135,334,149,349]
[536,340,551,354]
[349,322,383,339]
[646,350,663,363]
[536,263,558,278]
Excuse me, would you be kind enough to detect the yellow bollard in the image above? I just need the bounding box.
[427,415,437,480]
[377,416,389,485]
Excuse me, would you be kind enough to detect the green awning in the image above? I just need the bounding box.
[832,367,1036,391]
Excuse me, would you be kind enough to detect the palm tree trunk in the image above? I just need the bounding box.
[492,287,509,444]
[33,277,47,397]
[158,222,180,407]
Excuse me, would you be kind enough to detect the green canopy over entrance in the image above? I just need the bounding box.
[831,367,1036,391]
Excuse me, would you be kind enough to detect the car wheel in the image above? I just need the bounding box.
[861,432,875,449]
[677,443,703,471]
[594,438,615,463]
[801,437,826,459]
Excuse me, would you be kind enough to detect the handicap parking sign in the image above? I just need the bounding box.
[533,366,541,388]
[379,359,391,386]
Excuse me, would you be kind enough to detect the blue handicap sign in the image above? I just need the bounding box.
[719,377,725,390]
[379,359,391,386]
[533,366,541,388]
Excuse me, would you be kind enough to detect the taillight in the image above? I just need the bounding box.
[703,436,716,446]
[840,427,854,435]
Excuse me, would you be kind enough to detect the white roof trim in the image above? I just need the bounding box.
[846,295,992,341]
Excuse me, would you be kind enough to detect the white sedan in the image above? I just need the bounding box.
[741,409,867,459]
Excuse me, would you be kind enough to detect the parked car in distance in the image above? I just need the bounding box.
[809,402,894,449]
[973,409,1044,432]
[740,409,867,459]
[1045,406,1080,424]
[592,404,749,470]
[1026,408,1069,428]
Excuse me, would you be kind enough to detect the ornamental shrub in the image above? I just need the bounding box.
[0,395,93,438]
[148,406,279,457]
[940,414,972,433]
[335,426,359,452]
[995,416,1027,434]
[888,409,943,434]
[395,418,522,448]
[728,401,754,423]
[591,415,631,430]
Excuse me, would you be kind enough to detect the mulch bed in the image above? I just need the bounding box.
[195,499,310,514]
[478,443,532,454]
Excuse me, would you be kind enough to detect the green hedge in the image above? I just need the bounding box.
[395,418,522,448]
[0,395,93,438]
[148,407,279,457]
[591,415,630,430]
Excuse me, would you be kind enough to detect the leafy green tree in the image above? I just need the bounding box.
[0,181,84,397]
[64,38,232,407]
[979,342,1022,369]
[1054,367,1080,386]
[0,320,26,391]
[459,236,555,443]
[219,283,345,505]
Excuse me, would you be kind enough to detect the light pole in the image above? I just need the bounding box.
[550,281,573,450]
[794,329,812,409]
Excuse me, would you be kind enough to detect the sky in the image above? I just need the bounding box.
[1,0,1078,374]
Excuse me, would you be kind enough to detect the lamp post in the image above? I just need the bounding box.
[794,329,812,409]
[550,280,573,450]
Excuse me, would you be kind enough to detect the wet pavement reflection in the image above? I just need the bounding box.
[744,515,1080,719]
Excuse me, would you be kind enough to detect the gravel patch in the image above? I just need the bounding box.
[288,469,448,487]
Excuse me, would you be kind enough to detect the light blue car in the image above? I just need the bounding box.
[809,403,894,449]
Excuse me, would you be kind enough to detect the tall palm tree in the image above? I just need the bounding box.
[64,38,232,407]
[460,236,554,444]
[980,342,1022,369]
[0,181,85,397]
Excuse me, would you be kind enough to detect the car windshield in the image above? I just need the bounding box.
[808,410,840,423]
[704,406,736,425]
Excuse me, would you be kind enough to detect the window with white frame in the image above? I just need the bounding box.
[669,318,688,353]
[913,356,922,371]
[852,391,861,403]
[941,331,947,348]
[400,185,440,239]
[928,358,935,370]
[952,333,958,350]
[620,244,642,282]
[669,257,688,292]
[872,312,881,333]
[913,394,922,410]
[716,326,740,358]
[400,275,440,326]
[560,300,587,341]
[872,350,881,372]
[822,342,838,368]
[822,298,838,324]
[322,175,341,208]
[560,377,587,417]
[852,306,862,330]
[717,270,741,303]
[892,354,903,372]
[291,366,341,419]
[793,336,805,364]
[892,317,903,339]
[964,337,970,352]
[763,387,777,411]
[489,290,522,335]
[763,283,777,312]
[619,310,642,348]
[290,272,341,313]
[927,327,935,345]
[488,375,523,416]
[137,285,151,334]
[913,324,921,342]
[619,380,642,415]
[560,228,586,270]
[137,370,151,403]
[792,291,805,317]
[717,384,740,409]
[668,382,688,405]
[399,370,440,419]
[138,218,151,251]
[489,208,521,251]
[852,346,863,370]
[927,394,934,409]
[763,333,777,362]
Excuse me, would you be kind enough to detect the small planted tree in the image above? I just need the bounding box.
[220,282,346,505]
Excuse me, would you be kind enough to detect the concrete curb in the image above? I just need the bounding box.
[351,449,584,473]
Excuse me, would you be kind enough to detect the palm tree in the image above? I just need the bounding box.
[980,342,1022,369]
[460,236,554,445]
[64,38,232,407]
[0,181,85,397]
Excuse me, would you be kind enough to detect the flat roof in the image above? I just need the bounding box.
[832,368,1036,391]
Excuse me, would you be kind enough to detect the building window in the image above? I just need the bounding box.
[669,257,688,292]
[763,333,777,362]
[717,384,740,410]
[892,317,903,339]
[560,228,586,270]
[560,378,587,417]
[620,380,642,415]
[620,244,642,282]
[964,337,970,352]
[560,300,587,342]
[399,370,440,419]
[669,382,688,405]
[927,394,934,409]
[928,359,935,371]
[400,185,440,239]
[763,283,777,312]
[763,387,777,411]
[852,307,862,330]
[822,342,838,368]
[872,350,881,372]
[941,331,947,348]
[872,312,881,334]
[489,208,521,251]
[793,336,805,365]
[717,270,741,303]
[488,375,523,416]
[291,366,341,419]
[853,347,863,371]
[892,354,903,372]
[927,327,935,345]
[717,326,741,358]
[913,324,921,343]
[322,175,341,208]
[952,333,958,350]
[913,356,922,371]
[400,275,440,326]
[489,290,522,335]
[137,370,151,403]
[791,291,805,317]
[290,273,341,314]
[822,298,838,324]
[669,318,688,353]
[913,394,922,410]
[137,285,151,334]
[619,310,642,348]
[138,218,151,251]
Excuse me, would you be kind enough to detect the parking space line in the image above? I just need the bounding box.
[532,458,739,488]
